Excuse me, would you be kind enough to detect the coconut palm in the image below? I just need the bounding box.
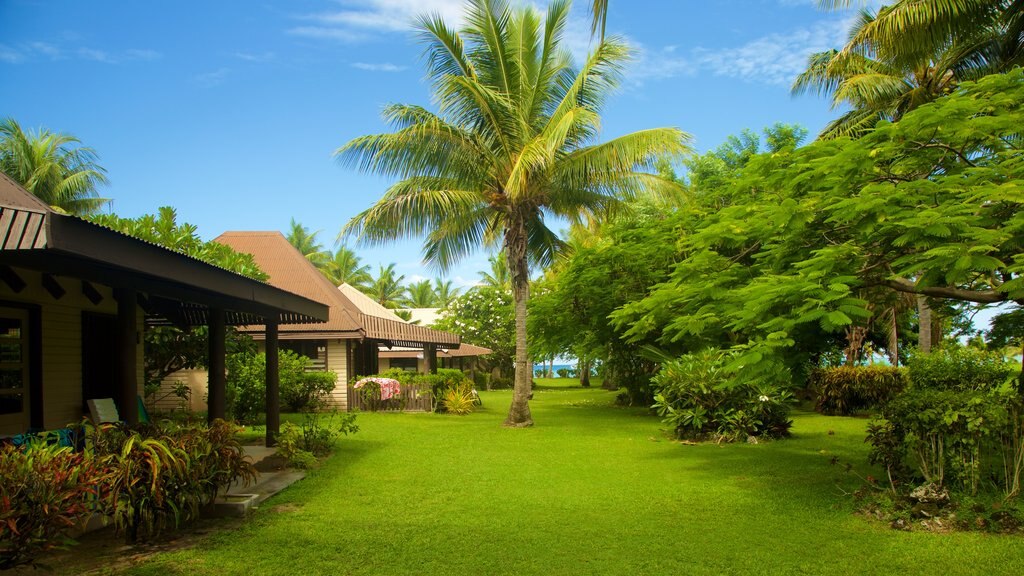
[799,1,1023,139]
[821,0,1022,76]
[286,218,329,267]
[337,0,690,427]
[403,279,439,308]
[367,263,406,308]
[0,118,109,215]
[591,0,608,41]
[434,278,461,307]
[324,245,373,289]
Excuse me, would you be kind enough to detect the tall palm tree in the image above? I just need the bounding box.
[403,279,439,308]
[367,263,406,308]
[324,245,373,289]
[434,278,461,307]
[337,0,690,427]
[0,118,109,215]
[286,218,329,267]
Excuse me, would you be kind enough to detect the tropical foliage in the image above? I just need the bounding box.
[0,117,109,215]
[337,0,690,426]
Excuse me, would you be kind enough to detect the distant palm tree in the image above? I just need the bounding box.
[368,263,406,308]
[0,117,109,215]
[478,254,511,291]
[324,245,373,289]
[338,0,689,427]
[433,278,461,307]
[286,218,329,267]
[403,279,438,308]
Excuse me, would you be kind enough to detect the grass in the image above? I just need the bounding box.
[121,387,1023,576]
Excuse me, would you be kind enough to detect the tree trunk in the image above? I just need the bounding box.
[917,295,933,353]
[504,220,533,428]
[887,306,899,366]
[579,356,591,387]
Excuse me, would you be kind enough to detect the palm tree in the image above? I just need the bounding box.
[0,118,109,215]
[820,0,1022,77]
[324,245,373,289]
[403,279,439,308]
[590,0,608,41]
[433,278,461,307]
[337,0,690,427]
[367,263,406,308]
[478,254,511,291]
[286,218,329,267]
[798,1,1023,139]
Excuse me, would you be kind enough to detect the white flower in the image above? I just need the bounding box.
[758,395,770,402]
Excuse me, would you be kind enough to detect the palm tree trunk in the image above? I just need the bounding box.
[579,356,591,387]
[504,221,533,427]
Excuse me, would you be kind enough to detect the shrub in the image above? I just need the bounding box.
[810,366,908,415]
[226,350,337,423]
[441,383,476,415]
[91,419,256,543]
[868,382,1024,499]
[556,367,570,378]
[651,349,794,442]
[489,376,513,390]
[907,347,1017,392]
[0,440,102,570]
[276,411,359,468]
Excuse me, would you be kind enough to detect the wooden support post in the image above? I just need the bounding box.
[207,308,226,424]
[115,288,139,425]
[265,320,280,447]
[426,343,438,375]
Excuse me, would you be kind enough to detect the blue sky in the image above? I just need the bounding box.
[1,0,870,287]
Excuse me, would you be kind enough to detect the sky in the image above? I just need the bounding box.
[0,0,874,288]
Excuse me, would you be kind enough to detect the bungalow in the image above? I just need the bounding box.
[0,174,328,445]
[208,231,486,409]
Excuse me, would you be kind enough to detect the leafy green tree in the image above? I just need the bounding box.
[323,245,373,289]
[286,218,329,267]
[435,286,515,379]
[91,207,266,389]
[367,263,406,308]
[337,0,689,426]
[0,117,109,215]
[616,71,1024,388]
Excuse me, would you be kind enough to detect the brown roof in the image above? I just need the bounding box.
[216,231,460,348]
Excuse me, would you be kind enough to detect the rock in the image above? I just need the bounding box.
[911,502,940,519]
[908,483,949,506]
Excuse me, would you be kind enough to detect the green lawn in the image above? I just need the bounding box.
[124,387,1023,575]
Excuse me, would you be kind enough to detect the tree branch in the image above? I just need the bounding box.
[880,277,1006,304]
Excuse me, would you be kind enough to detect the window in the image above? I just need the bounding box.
[281,339,327,371]
[0,309,29,432]
[389,357,419,372]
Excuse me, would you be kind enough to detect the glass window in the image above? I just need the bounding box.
[0,310,27,422]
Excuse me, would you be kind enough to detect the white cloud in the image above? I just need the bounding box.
[0,45,23,64]
[0,41,161,65]
[352,61,407,72]
[193,68,230,87]
[290,0,466,42]
[234,51,277,62]
[624,17,849,87]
